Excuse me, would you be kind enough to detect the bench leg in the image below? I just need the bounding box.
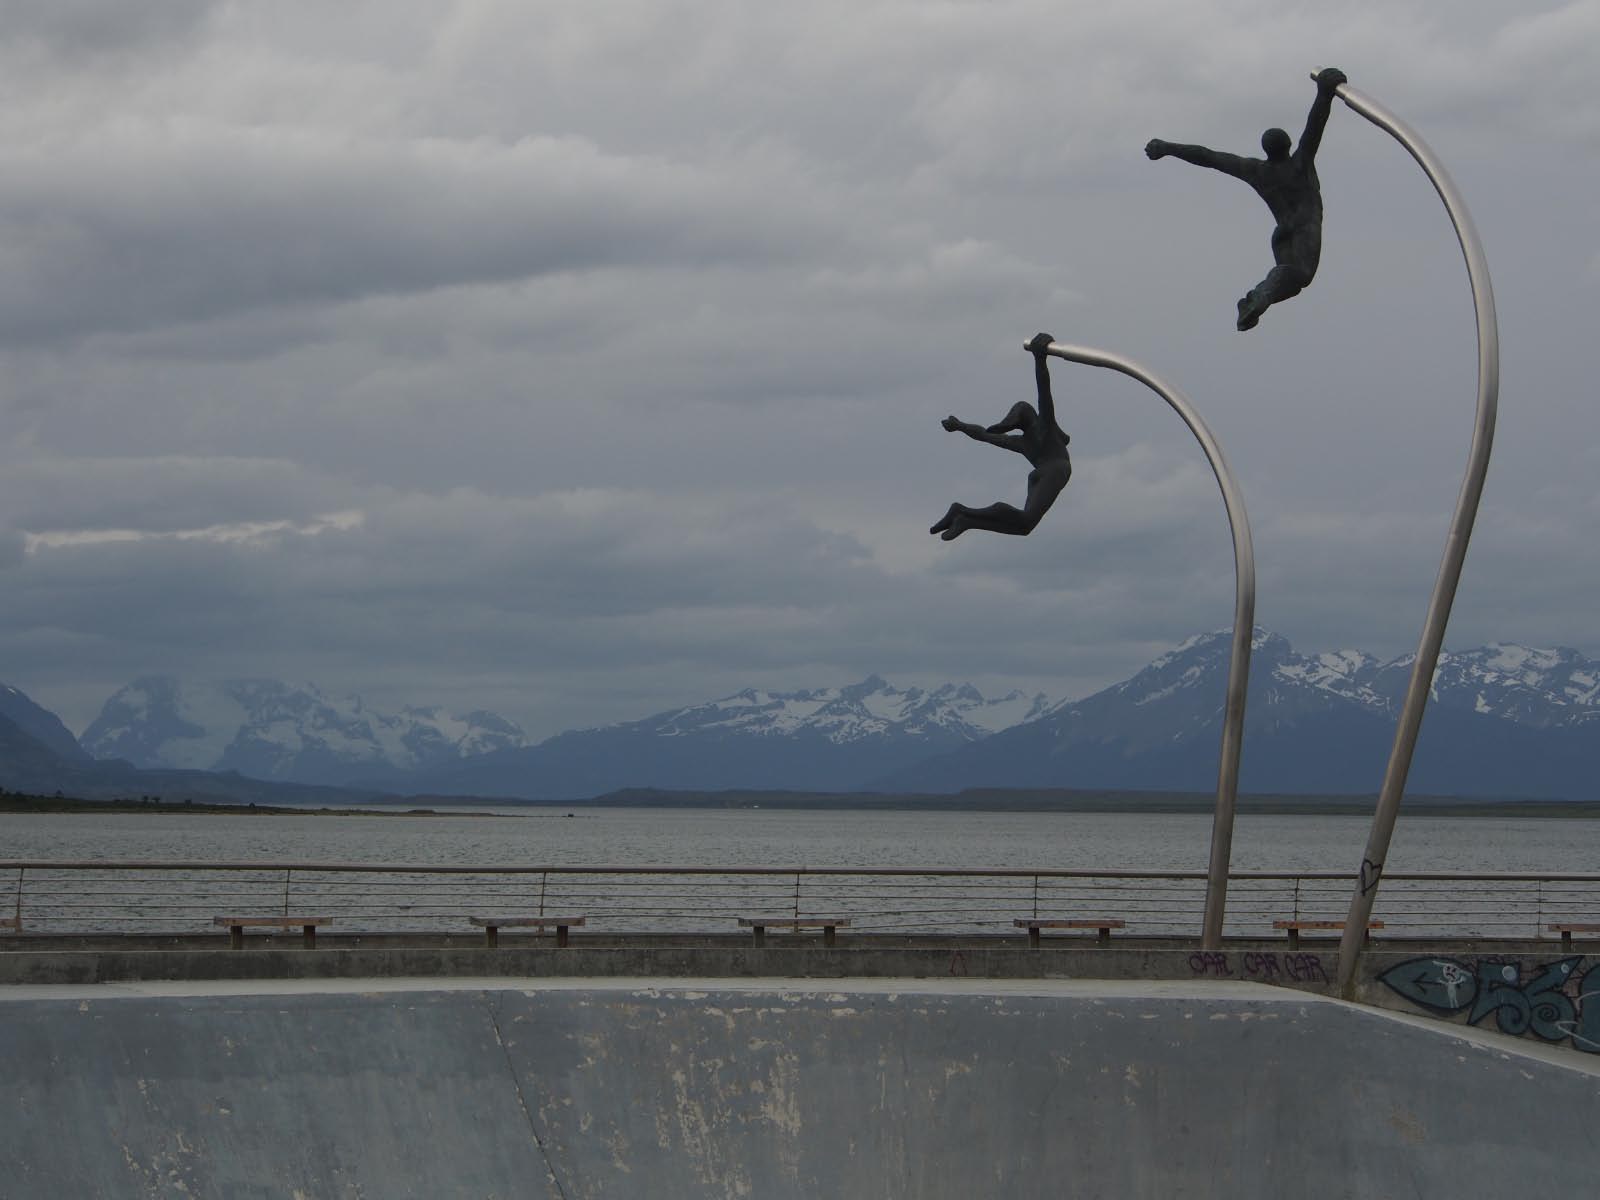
[484,925,499,949]
[1097,925,1111,948]
[752,925,765,947]
[1563,931,1573,951]
[556,924,569,948]
[1287,929,1300,951]
[302,924,317,949]
[229,924,243,950]
[823,924,836,948]
[1028,926,1041,949]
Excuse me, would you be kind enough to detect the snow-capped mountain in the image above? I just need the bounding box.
[1381,644,1600,728]
[879,630,1600,798]
[37,633,1600,802]
[408,677,1055,800]
[80,677,527,786]
[644,675,1054,742]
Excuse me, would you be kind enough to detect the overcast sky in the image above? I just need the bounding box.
[1,0,1596,739]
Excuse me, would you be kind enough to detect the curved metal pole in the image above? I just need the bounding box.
[1039,340,1255,950]
[1327,80,1500,995]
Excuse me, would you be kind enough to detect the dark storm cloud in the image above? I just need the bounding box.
[1,0,217,56]
[1,0,1596,740]
[0,129,850,344]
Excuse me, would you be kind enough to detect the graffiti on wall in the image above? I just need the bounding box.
[1377,956,1600,1053]
[1188,950,1328,984]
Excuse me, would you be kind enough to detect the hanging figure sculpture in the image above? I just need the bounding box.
[1145,66,1347,330]
[931,333,1070,540]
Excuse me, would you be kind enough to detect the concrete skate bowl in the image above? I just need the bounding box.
[3,980,1597,1198]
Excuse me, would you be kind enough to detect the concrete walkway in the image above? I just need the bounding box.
[3,978,1597,1197]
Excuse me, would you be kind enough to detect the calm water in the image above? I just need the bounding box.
[2,807,1597,875]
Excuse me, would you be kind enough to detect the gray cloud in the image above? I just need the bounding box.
[1,0,1596,745]
[1,0,216,56]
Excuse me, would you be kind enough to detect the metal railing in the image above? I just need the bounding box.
[2,861,1597,942]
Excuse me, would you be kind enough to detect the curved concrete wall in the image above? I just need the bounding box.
[3,979,1597,1197]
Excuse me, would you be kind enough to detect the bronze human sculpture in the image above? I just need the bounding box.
[1145,67,1347,330]
[930,333,1070,540]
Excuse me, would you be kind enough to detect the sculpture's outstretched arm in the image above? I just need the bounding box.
[1146,139,1251,181]
[1296,67,1347,161]
[1029,334,1057,430]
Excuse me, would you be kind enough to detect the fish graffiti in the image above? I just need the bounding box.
[1377,956,1600,1053]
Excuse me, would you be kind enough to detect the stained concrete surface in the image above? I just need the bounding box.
[2,978,1597,1198]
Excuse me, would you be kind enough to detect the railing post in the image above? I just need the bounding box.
[793,870,802,921]
[539,870,548,918]
[1032,874,1040,920]
[15,866,24,927]
[282,868,292,917]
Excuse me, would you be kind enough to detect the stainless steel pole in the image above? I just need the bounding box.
[1040,341,1255,949]
[1325,79,1500,996]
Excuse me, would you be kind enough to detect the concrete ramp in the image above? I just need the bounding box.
[2,979,1597,1197]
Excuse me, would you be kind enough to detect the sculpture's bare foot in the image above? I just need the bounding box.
[1236,296,1261,331]
[939,519,967,541]
[930,505,958,535]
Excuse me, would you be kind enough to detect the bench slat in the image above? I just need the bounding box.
[1014,917,1125,947]
[1274,919,1382,950]
[213,915,330,950]
[469,915,585,947]
[737,917,850,947]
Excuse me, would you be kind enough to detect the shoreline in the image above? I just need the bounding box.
[4,788,1600,819]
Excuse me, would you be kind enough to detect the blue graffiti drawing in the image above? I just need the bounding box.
[1466,959,1576,1040]
[1577,973,1600,1054]
[1378,956,1596,1052]
[1378,957,1479,1015]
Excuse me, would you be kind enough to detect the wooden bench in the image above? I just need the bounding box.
[1274,919,1383,949]
[1014,918,1125,948]
[1548,922,1600,950]
[213,915,330,949]
[469,915,585,948]
[737,917,850,947]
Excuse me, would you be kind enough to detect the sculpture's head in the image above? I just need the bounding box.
[1261,127,1292,161]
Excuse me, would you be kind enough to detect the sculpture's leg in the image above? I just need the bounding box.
[939,502,1032,539]
[986,402,1036,435]
[929,503,963,535]
[1236,264,1312,330]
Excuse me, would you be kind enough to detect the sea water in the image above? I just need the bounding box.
[2,806,1595,874]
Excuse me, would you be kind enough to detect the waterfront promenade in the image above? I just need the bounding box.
[6,857,1600,1195]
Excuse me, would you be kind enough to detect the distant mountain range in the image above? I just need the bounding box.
[406,676,1055,798]
[878,631,1600,799]
[80,677,526,786]
[3,631,1599,803]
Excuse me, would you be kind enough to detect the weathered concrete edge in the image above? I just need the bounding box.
[0,942,1340,991]
[7,972,1599,1083]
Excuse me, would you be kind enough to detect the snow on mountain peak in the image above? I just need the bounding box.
[80,678,527,782]
[629,676,1056,746]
